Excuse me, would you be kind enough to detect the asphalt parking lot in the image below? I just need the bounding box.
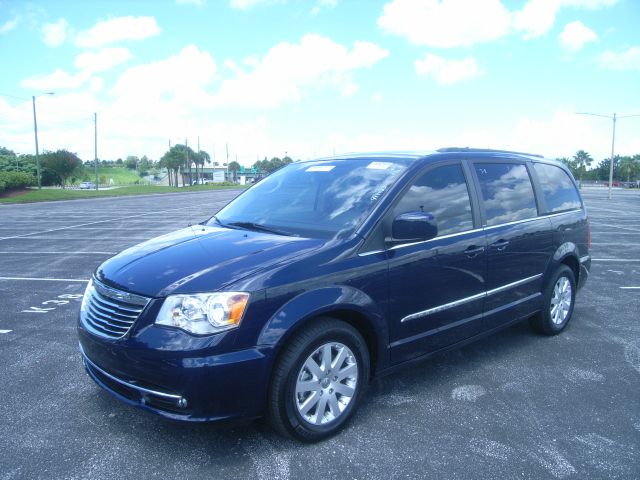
[1,187,639,479]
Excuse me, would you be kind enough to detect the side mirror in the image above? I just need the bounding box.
[387,211,438,245]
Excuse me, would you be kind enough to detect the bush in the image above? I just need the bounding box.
[0,171,36,192]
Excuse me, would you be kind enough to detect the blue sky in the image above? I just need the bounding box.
[0,0,639,165]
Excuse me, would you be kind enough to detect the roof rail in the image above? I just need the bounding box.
[436,147,544,158]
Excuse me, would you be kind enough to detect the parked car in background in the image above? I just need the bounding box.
[79,182,95,189]
[78,148,591,441]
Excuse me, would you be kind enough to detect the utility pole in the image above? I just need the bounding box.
[94,112,98,191]
[226,142,229,182]
[32,96,41,189]
[185,137,191,186]
[576,112,640,199]
[31,92,54,189]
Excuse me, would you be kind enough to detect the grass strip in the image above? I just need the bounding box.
[0,184,245,204]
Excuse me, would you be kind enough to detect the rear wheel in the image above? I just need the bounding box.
[530,265,576,335]
[268,317,369,442]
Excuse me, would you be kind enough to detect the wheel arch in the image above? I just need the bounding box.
[548,241,581,286]
[258,286,389,378]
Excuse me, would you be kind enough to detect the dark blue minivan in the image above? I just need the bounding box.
[78,148,591,441]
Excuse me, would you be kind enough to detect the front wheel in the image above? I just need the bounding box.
[530,265,576,335]
[268,317,369,442]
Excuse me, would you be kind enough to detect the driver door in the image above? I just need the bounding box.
[386,162,487,364]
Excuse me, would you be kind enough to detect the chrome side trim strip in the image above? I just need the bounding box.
[389,228,484,251]
[79,344,183,402]
[401,291,486,322]
[400,273,543,322]
[483,292,542,318]
[358,249,385,257]
[483,216,541,231]
[483,209,582,231]
[579,255,590,264]
[485,273,542,297]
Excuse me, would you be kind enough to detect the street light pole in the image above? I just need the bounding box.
[575,112,640,200]
[608,114,616,200]
[32,96,41,189]
[94,112,98,191]
[31,92,54,189]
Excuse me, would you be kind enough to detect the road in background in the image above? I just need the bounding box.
[0,188,639,479]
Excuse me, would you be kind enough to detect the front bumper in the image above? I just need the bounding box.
[78,326,272,422]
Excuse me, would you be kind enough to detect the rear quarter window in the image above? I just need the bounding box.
[533,163,582,213]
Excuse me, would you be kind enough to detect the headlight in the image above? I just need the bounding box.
[155,292,249,335]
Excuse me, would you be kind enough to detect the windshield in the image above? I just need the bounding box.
[210,158,410,239]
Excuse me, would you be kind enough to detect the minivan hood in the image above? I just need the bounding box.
[96,225,324,297]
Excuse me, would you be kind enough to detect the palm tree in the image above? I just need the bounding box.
[573,150,593,187]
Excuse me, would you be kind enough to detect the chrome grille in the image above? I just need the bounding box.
[80,279,150,339]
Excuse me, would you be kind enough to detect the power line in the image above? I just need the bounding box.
[0,92,29,101]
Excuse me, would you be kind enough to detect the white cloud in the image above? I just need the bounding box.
[230,0,281,9]
[111,45,217,110]
[311,0,337,15]
[74,48,134,73]
[561,0,618,9]
[378,0,619,47]
[599,46,640,71]
[213,34,388,108]
[513,0,561,39]
[559,21,597,51]
[41,18,70,47]
[415,53,482,84]
[75,16,161,48]
[20,68,89,90]
[378,0,512,48]
[0,16,19,34]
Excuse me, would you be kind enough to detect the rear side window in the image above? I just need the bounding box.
[533,163,582,213]
[393,163,473,236]
[475,163,538,226]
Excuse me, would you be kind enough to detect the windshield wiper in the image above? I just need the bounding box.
[226,221,297,237]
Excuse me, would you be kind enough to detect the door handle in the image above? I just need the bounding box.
[464,245,485,258]
[490,239,510,251]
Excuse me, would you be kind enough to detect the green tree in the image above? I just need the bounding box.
[193,150,210,183]
[228,161,241,182]
[159,144,196,187]
[125,156,139,170]
[594,156,621,182]
[138,155,152,177]
[42,150,83,189]
[618,155,639,182]
[573,150,593,187]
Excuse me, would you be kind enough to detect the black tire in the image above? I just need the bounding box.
[268,317,370,442]
[529,265,576,335]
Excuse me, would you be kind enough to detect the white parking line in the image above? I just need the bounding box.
[620,287,640,290]
[590,243,639,246]
[592,259,640,262]
[0,206,191,242]
[594,224,640,233]
[0,329,12,334]
[0,277,89,282]
[7,236,150,241]
[0,251,115,255]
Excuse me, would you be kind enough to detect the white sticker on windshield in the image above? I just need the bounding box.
[306,165,335,172]
[366,162,392,170]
